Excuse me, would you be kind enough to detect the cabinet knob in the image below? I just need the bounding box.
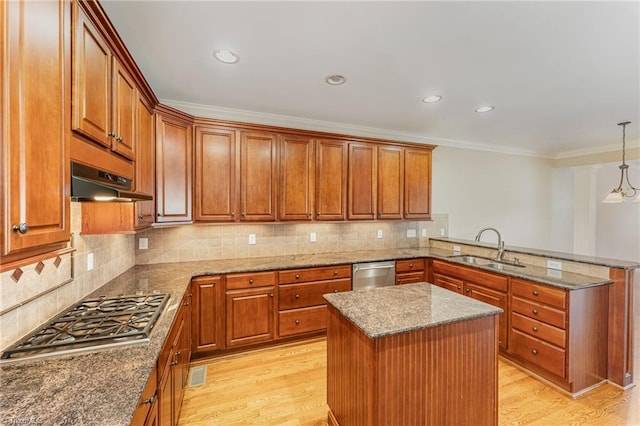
[295,274,300,279]
[116,136,123,142]
[231,212,236,217]
[295,294,300,299]
[295,320,300,325]
[143,395,156,405]
[465,288,470,293]
[308,213,312,217]
[532,309,538,315]
[457,286,461,290]
[409,264,414,268]
[532,326,538,332]
[108,131,116,137]
[532,290,539,296]
[183,302,189,307]
[333,289,338,293]
[333,271,338,275]
[269,293,274,298]
[138,214,143,219]
[531,349,538,355]
[157,213,163,217]
[241,212,246,217]
[249,279,254,284]
[12,223,28,234]
[176,351,181,356]
[171,360,178,366]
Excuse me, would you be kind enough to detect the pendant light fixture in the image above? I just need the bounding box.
[602,121,640,203]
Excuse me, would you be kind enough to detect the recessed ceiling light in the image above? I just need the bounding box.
[213,49,239,64]
[475,106,495,113]
[422,96,442,103]
[325,74,347,85]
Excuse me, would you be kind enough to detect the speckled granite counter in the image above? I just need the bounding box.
[0,246,623,425]
[324,283,502,338]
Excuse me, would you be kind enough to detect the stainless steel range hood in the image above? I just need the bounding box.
[71,162,153,202]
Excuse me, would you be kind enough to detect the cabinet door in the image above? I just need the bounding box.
[155,113,192,223]
[404,147,432,219]
[315,139,347,220]
[465,282,508,351]
[279,135,314,221]
[194,126,238,221]
[157,348,174,426]
[433,273,463,294]
[134,95,155,229]
[72,3,111,148]
[191,276,225,352]
[172,315,186,426]
[347,143,376,220]
[111,59,136,160]
[239,131,277,221]
[377,145,404,219]
[226,287,276,347]
[2,0,70,258]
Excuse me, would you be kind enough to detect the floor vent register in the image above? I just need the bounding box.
[187,365,208,387]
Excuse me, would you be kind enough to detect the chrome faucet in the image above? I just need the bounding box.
[474,227,505,260]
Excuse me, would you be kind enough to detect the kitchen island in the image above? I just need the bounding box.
[324,283,503,426]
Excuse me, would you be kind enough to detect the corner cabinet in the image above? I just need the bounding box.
[155,107,193,223]
[1,0,71,263]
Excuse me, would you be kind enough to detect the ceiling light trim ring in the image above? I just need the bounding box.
[325,74,347,86]
[214,49,239,64]
[475,106,495,113]
[423,95,442,103]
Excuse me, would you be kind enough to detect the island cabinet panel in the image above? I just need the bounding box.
[403,147,432,219]
[155,110,193,223]
[377,145,404,219]
[194,126,238,222]
[347,142,376,220]
[239,131,278,221]
[2,0,70,261]
[315,139,347,220]
[395,258,425,285]
[191,276,225,353]
[326,304,498,426]
[279,135,315,221]
[607,268,635,388]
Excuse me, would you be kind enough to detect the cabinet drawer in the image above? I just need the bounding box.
[396,272,425,285]
[511,312,566,348]
[226,271,277,290]
[512,278,566,309]
[433,273,463,293]
[279,279,351,310]
[278,305,327,337]
[279,265,351,284]
[512,296,566,329]
[511,329,566,378]
[432,260,508,292]
[395,258,425,273]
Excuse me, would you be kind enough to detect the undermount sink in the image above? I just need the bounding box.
[448,255,526,269]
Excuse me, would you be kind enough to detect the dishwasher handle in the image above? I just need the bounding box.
[353,264,395,273]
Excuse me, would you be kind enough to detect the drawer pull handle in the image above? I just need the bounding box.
[249,279,254,284]
[333,271,338,275]
[269,293,274,297]
[171,360,178,366]
[143,395,156,405]
[409,264,414,268]
[465,288,470,293]
[532,309,538,315]
[295,274,300,279]
[295,294,300,299]
[295,320,300,325]
[333,289,338,293]
[532,326,538,332]
[532,290,539,296]
[531,349,538,355]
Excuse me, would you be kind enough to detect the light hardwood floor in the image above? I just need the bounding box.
[179,335,639,426]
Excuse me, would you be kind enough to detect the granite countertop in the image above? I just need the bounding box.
[324,283,502,338]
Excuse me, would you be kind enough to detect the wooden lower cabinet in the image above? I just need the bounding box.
[395,258,425,285]
[191,276,225,353]
[131,366,158,425]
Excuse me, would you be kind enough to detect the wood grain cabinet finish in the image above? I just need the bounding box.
[134,94,155,229]
[155,110,193,223]
[404,147,432,219]
[377,145,404,219]
[315,139,347,220]
[348,142,376,220]
[131,366,158,426]
[239,131,278,221]
[72,3,136,161]
[395,258,425,285]
[191,276,225,353]
[1,0,70,261]
[194,126,238,222]
[279,135,315,221]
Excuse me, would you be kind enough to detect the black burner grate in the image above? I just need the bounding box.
[2,293,169,360]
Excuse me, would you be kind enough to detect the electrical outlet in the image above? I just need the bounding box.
[87,252,94,271]
[453,245,461,253]
[138,238,148,250]
[248,234,256,245]
[547,260,562,270]
[407,229,417,238]
[421,229,428,237]
[310,232,317,242]
[440,228,445,236]
[377,229,383,239]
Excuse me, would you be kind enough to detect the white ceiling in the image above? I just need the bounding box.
[101,1,640,158]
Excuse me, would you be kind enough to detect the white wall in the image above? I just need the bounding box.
[431,146,555,250]
[549,167,574,253]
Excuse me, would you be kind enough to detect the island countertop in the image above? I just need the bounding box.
[324,283,503,338]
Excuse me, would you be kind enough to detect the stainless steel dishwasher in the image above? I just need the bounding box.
[352,261,396,291]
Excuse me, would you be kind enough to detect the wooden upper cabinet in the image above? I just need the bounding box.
[134,94,155,229]
[239,131,278,221]
[1,0,70,260]
[194,126,238,222]
[348,143,376,220]
[404,147,432,219]
[279,135,314,221]
[156,111,192,223]
[315,139,347,220]
[111,59,137,160]
[377,145,404,219]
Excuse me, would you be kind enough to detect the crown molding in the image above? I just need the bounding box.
[161,99,543,158]
[554,140,640,160]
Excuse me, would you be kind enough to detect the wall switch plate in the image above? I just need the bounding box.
[310,232,317,242]
[377,230,383,239]
[547,260,562,270]
[248,234,256,245]
[453,245,461,253]
[422,229,428,237]
[138,238,148,250]
[440,228,445,236]
[87,252,94,271]
[407,229,417,238]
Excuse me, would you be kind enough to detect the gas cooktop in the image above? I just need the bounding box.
[1,293,169,361]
